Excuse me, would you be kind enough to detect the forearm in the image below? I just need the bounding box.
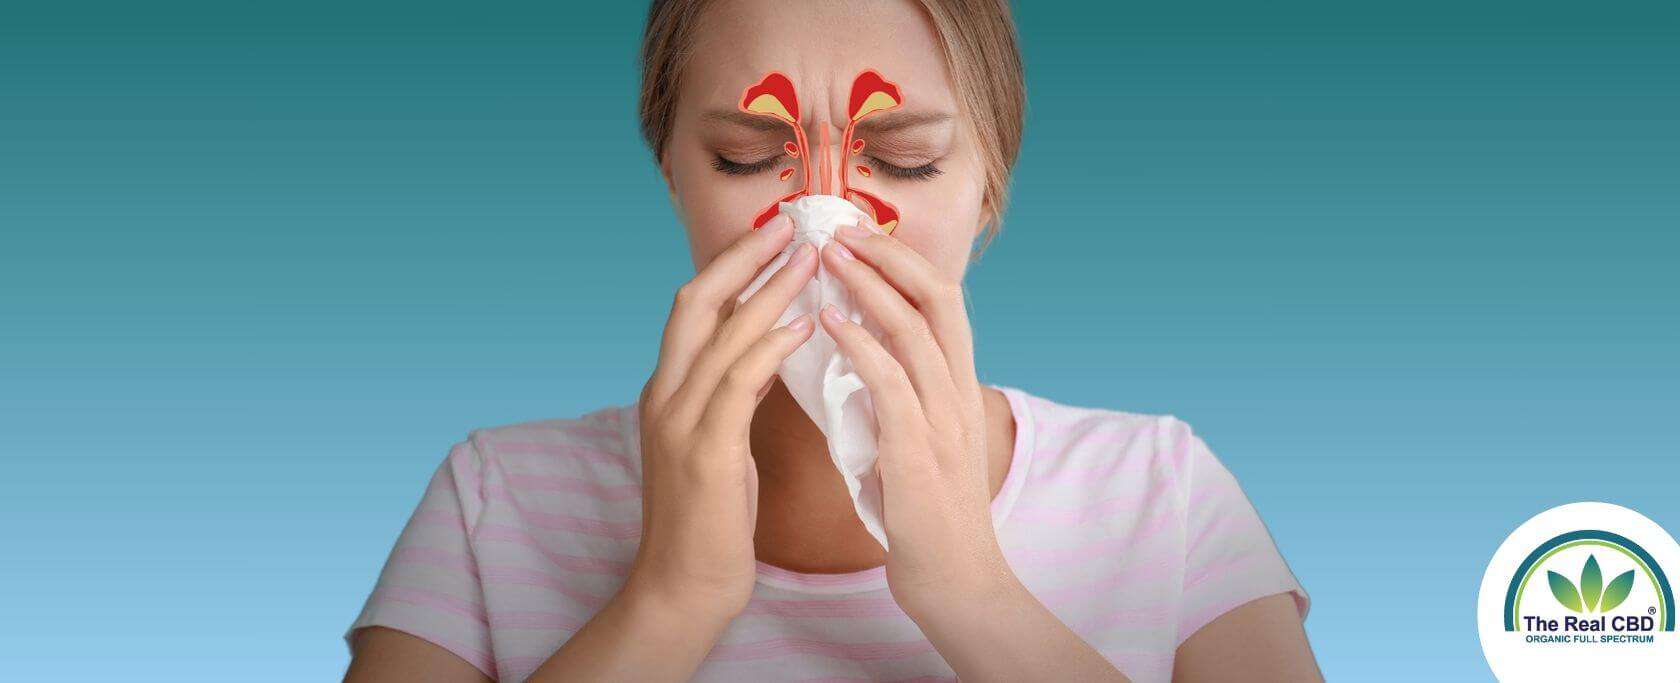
[525,581,734,682]
[908,577,1131,683]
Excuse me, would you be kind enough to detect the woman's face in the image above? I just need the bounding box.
[662,0,987,280]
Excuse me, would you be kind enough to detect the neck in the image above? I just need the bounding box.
[749,380,888,573]
[746,378,1018,575]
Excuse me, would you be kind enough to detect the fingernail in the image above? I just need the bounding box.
[838,220,868,240]
[787,313,813,332]
[821,304,845,324]
[790,242,815,265]
[830,241,856,261]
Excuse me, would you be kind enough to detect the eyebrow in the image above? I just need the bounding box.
[700,109,954,134]
[700,110,789,132]
[855,110,953,135]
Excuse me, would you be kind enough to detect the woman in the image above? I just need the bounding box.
[345,0,1320,680]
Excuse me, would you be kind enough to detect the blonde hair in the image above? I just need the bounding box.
[638,0,1026,253]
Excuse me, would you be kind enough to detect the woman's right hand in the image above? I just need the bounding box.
[521,217,816,682]
[624,213,817,622]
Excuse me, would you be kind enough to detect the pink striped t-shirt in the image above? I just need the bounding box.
[346,384,1309,682]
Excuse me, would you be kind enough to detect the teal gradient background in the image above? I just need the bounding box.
[3,1,1676,679]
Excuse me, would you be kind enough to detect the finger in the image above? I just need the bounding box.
[821,238,959,433]
[670,240,818,427]
[699,313,815,444]
[818,303,928,449]
[834,217,981,400]
[648,214,793,408]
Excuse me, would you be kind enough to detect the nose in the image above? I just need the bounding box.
[806,120,842,197]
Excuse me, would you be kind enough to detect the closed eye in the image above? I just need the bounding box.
[711,153,784,176]
[867,157,943,181]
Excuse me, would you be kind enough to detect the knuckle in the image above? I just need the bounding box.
[673,281,704,308]
[719,364,753,396]
[707,322,742,356]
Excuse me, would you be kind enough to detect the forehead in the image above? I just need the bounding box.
[680,0,957,120]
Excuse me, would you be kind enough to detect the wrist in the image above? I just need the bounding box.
[619,572,747,628]
[894,563,1025,624]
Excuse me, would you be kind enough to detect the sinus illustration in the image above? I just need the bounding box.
[738,69,905,234]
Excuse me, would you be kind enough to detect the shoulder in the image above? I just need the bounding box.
[454,402,640,480]
[426,401,643,526]
[1002,388,1309,643]
[1009,386,1214,504]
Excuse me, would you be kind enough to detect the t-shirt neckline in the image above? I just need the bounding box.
[623,383,1037,595]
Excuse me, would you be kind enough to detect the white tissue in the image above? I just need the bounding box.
[737,194,891,549]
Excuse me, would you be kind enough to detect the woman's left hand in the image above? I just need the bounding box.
[818,217,1018,620]
[816,217,1133,683]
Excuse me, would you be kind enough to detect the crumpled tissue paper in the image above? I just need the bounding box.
[736,194,891,549]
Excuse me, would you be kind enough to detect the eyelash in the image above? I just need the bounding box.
[709,154,943,181]
[868,157,943,181]
[710,154,784,176]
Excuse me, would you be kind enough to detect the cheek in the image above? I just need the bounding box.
[668,145,763,270]
[891,175,986,276]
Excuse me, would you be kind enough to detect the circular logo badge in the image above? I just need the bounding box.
[1478,502,1680,680]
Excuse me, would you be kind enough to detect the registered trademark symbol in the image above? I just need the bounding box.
[1650,606,1658,615]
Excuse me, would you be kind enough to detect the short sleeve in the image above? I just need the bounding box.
[1167,418,1310,646]
[345,437,497,678]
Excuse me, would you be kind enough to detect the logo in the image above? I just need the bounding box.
[1479,503,1680,680]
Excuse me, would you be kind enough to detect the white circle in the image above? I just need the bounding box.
[1478,502,1680,680]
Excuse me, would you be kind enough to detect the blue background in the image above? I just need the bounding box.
[2,1,1675,679]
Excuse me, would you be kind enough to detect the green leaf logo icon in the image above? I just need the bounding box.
[1549,570,1583,612]
[1549,554,1638,613]
[1581,555,1603,612]
[1600,570,1636,612]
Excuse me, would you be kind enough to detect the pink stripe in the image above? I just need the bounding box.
[490,609,588,632]
[374,585,487,626]
[479,565,611,610]
[411,507,464,528]
[1032,548,1179,605]
[1006,504,1179,568]
[485,488,642,539]
[706,636,936,662]
[1185,479,1227,513]
[1161,430,1195,471]
[1185,501,1261,562]
[1009,478,1173,525]
[390,546,479,579]
[742,595,907,619]
[449,443,484,495]
[1183,545,1265,591]
[1027,437,1156,480]
[473,523,632,576]
[499,473,641,500]
[1031,415,1144,442]
[1068,600,1176,634]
